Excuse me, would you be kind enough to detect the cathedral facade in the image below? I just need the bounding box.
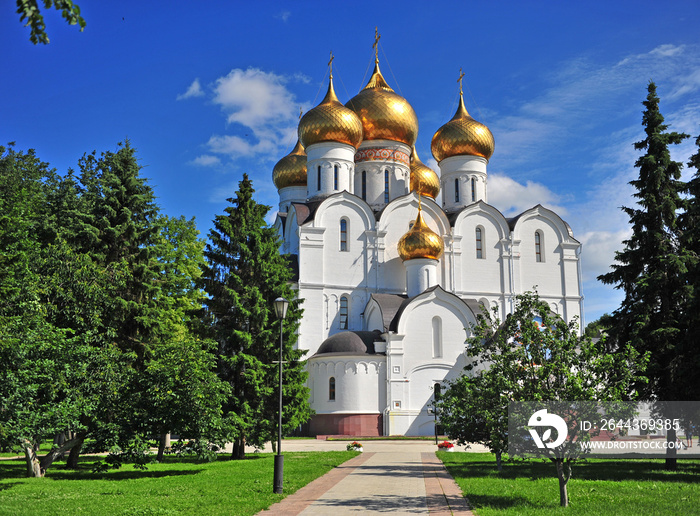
[272,55,582,437]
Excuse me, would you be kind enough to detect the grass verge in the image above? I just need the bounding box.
[438,452,700,515]
[0,451,357,515]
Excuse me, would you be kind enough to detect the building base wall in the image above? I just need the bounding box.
[309,413,383,436]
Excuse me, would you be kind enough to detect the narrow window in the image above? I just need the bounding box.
[476,227,483,259]
[535,231,543,262]
[454,178,460,203]
[434,383,441,401]
[329,377,336,401]
[340,219,347,252]
[432,316,442,358]
[361,171,367,200]
[339,296,348,329]
[317,165,321,191]
[334,165,338,190]
[384,170,390,203]
[471,177,476,202]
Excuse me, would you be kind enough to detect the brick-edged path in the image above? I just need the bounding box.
[260,442,474,515]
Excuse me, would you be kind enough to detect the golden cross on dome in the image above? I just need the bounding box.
[299,106,303,121]
[373,27,381,63]
[328,51,334,77]
[457,68,465,96]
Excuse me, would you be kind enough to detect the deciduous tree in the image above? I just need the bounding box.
[438,291,646,507]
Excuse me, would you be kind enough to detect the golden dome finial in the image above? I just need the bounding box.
[298,69,363,149]
[346,31,418,146]
[328,51,334,78]
[373,27,381,64]
[410,146,440,198]
[431,74,495,162]
[273,139,307,190]
[457,67,465,96]
[397,206,444,261]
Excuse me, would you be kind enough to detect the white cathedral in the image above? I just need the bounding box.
[271,52,583,437]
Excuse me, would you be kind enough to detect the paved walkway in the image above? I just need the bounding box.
[257,441,476,515]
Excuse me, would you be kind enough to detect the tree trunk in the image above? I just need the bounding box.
[666,427,678,470]
[231,438,245,460]
[23,441,44,478]
[53,433,67,460]
[157,433,169,462]
[554,459,571,507]
[495,451,503,472]
[23,437,83,478]
[66,433,86,469]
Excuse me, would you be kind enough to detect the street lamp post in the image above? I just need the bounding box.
[272,297,288,494]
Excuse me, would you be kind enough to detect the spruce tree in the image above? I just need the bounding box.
[676,135,700,406]
[77,141,162,360]
[202,174,310,459]
[598,82,689,468]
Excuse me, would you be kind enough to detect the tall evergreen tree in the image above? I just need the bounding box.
[598,82,689,468]
[201,174,310,459]
[76,141,163,361]
[676,135,700,406]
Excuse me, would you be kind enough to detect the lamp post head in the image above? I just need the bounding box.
[274,297,289,321]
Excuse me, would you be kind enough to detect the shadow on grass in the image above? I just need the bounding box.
[0,458,205,483]
[443,457,700,484]
[441,456,700,512]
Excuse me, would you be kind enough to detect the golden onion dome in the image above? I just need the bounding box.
[346,61,419,147]
[272,139,307,190]
[431,93,495,162]
[410,147,440,199]
[397,207,444,261]
[298,75,363,149]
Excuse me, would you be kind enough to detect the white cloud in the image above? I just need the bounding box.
[203,68,306,161]
[207,134,278,157]
[275,10,291,22]
[177,78,204,100]
[488,173,566,217]
[190,154,221,167]
[492,44,700,167]
[578,229,631,283]
[649,44,685,58]
[213,68,297,128]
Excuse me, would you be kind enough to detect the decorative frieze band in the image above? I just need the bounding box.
[354,147,410,166]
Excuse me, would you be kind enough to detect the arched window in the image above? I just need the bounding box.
[334,165,338,190]
[340,219,348,252]
[434,383,441,401]
[476,227,483,259]
[535,231,543,262]
[361,171,367,200]
[454,178,460,203]
[317,165,321,191]
[471,177,476,202]
[329,377,336,401]
[339,296,349,329]
[432,316,442,358]
[384,170,390,203]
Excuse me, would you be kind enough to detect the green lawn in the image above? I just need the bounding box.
[438,452,700,515]
[0,451,357,515]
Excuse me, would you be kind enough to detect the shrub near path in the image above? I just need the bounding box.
[0,451,357,516]
[439,452,700,515]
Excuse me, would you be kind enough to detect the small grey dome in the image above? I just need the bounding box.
[315,330,384,356]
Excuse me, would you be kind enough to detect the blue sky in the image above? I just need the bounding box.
[2,1,700,325]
